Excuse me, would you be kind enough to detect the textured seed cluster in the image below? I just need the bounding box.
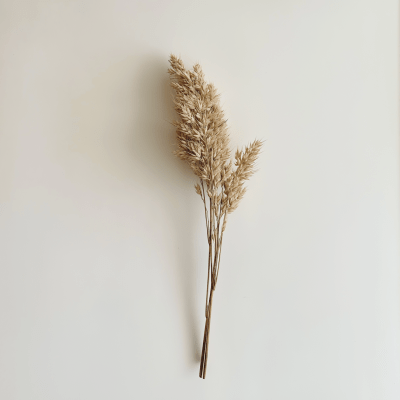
[168,54,262,219]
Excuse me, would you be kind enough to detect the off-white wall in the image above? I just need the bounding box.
[1,0,399,399]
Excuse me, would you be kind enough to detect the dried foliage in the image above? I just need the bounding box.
[168,54,262,378]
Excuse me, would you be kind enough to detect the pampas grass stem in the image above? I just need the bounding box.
[168,54,263,378]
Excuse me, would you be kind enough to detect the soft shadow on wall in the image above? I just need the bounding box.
[129,55,202,364]
[70,53,202,364]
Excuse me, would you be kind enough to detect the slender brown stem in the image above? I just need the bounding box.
[203,288,214,377]
[214,212,226,283]
[199,288,215,379]
[200,180,209,234]
[199,188,224,378]
[214,234,224,283]
[202,182,212,317]
[205,237,211,316]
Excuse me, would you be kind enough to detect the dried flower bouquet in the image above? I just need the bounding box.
[168,55,262,379]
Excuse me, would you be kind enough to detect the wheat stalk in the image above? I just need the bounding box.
[168,54,263,379]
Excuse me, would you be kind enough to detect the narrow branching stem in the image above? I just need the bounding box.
[215,225,225,283]
[200,180,209,235]
[201,180,212,317]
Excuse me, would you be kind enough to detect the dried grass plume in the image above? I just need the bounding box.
[168,54,263,379]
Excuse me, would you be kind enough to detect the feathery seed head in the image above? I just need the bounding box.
[168,55,262,214]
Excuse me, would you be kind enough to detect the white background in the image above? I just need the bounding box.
[0,0,399,399]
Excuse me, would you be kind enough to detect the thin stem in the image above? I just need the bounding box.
[214,212,227,283]
[199,288,214,379]
[200,180,209,235]
[205,237,212,316]
[201,181,212,317]
[200,173,227,378]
